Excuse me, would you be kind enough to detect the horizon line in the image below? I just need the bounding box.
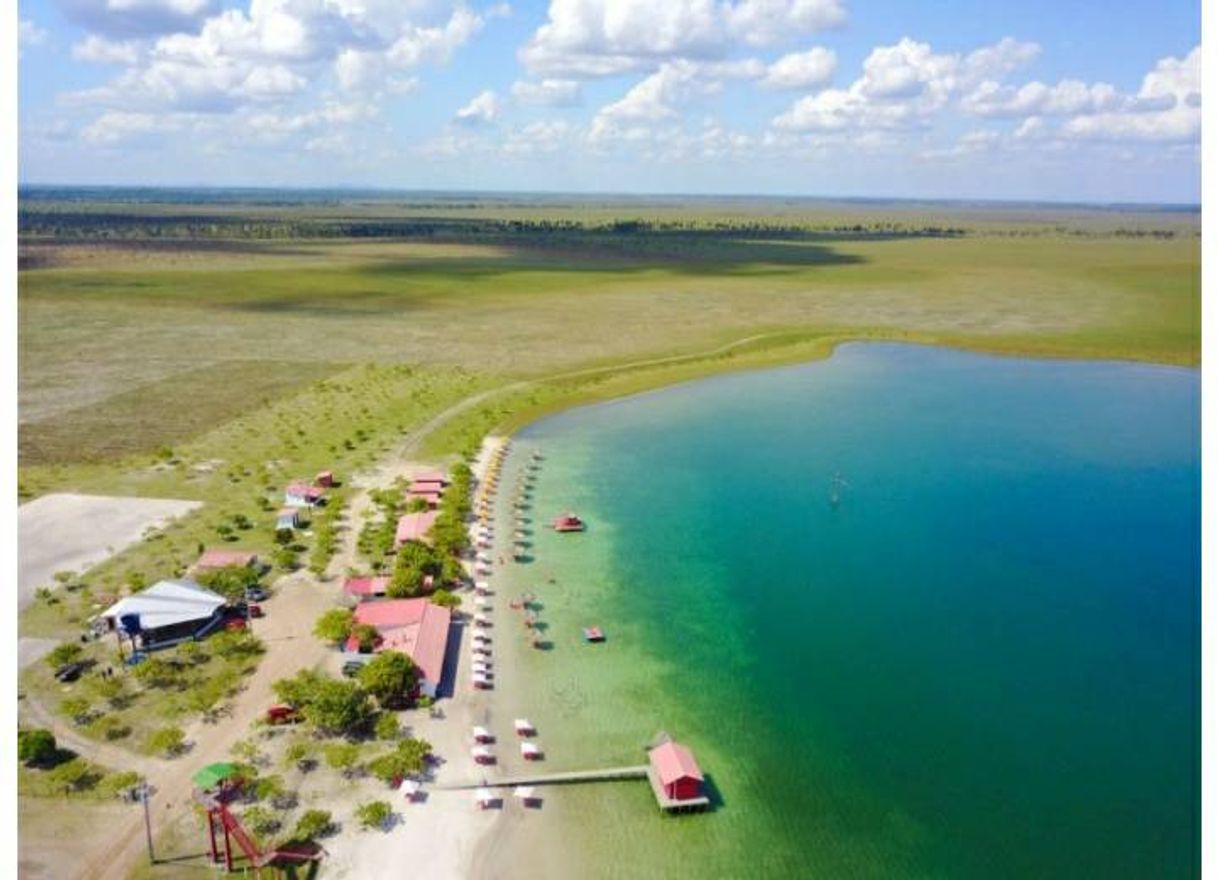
[15,183,1201,213]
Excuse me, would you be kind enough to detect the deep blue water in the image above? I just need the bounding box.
[512,343,1199,878]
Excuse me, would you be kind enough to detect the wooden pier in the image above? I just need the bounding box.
[440,765,649,790]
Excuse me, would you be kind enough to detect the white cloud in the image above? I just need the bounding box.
[57,0,220,38]
[70,1,486,114]
[1061,47,1200,143]
[772,36,1039,132]
[521,0,844,77]
[511,78,582,106]
[19,19,49,49]
[962,79,1125,117]
[455,90,501,125]
[724,0,845,48]
[589,61,721,141]
[80,110,187,144]
[502,120,575,154]
[761,47,835,89]
[72,35,142,64]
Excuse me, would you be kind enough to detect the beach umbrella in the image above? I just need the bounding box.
[475,787,495,808]
[473,726,493,743]
[521,742,543,760]
[471,746,495,763]
[400,779,421,800]
[192,762,239,790]
[514,718,535,736]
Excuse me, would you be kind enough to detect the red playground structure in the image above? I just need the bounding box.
[196,791,322,876]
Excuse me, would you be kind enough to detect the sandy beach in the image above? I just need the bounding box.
[325,435,564,879]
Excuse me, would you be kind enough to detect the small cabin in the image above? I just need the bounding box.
[647,740,710,812]
[315,471,334,488]
[284,483,325,508]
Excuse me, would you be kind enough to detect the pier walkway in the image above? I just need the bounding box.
[439,765,649,790]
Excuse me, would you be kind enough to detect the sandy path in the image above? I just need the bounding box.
[18,493,202,610]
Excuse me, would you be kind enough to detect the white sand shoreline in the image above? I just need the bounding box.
[324,436,518,879]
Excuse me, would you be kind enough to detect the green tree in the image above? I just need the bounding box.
[357,651,418,709]
[350,623,380,652]
[18,729,58,766]
[356,800,392,830]
[195,565,260,602]
[132,657,182,689]
[313,608,354,645]
[365,738,432,784]
[301,678,374,736]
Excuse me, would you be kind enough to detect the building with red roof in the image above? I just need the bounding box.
[285,483,325,507]
[395,511,439,547]
[344,598,452,697]
[412,470,447,485]
[193,549,259,572]
[343,576,390,600]
[648,740,706,804]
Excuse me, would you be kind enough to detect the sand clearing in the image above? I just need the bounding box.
[18,492,202,610]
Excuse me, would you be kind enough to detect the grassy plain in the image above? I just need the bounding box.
[16,195,1199,749]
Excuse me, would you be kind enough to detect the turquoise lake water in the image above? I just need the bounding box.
[495,343,1199,879]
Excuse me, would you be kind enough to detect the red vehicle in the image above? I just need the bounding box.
[225,619,247,632]
[551,513,586,533]
[266,705,302,725]
[247,604,264,618]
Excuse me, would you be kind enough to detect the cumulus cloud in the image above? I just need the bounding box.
[70,1,486,113]
[761,47,835,89]
[772,36,1039,132]
[56,0,220,38]
[72,34,142,64]
[455,90,501,125]
[520,0,845,77]
[503,119,575,154]
[1060,47,1200,142]
[511,78,582,106]
[589,61,724,142]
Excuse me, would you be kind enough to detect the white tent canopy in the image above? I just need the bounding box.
[101,579,226,631]
[513,786,536,799]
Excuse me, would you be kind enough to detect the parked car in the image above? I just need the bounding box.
[341,660,365,678]
[225,618,247,632]
[54,661,88,682]
[232,601,264,618]
[244,586,269,602]
[266,704,302,725]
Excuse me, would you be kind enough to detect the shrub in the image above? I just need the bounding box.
[323,742,361,776]
[45,643,83,670]
[241,805,281,837]
[292,809,334,841]
[350,624,379,653]
[430,589,461,610]
[374,713,400,741]
[356,800,392,830]
[145,726,186,757]
[97,770,142,798]
[60,697,93,725]
[18,729,57,766]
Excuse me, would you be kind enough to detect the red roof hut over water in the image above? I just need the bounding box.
[648,741,704,802]
[395,511,439,547]
[345,598,452,697]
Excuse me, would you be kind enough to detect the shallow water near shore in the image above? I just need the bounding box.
[487,343,1199,879]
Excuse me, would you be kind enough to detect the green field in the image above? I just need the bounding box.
[17,195,1200,742]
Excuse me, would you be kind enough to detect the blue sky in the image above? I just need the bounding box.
[17,0,1201,202]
